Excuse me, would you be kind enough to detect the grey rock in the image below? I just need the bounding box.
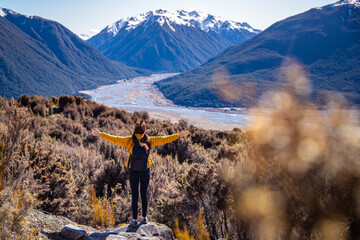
[157,224,175,240]
[86,223,174,240]
[61,224,87,239]
[27,209,174,240]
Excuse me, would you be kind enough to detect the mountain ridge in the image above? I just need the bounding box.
[102,9,260,38]
[154,1,360,107]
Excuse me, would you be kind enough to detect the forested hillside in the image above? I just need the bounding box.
[0,8,149,99]
[155,1,360,107]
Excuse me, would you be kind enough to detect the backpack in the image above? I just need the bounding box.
[128,135,150,171]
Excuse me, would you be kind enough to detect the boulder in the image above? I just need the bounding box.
[61,224,87,239]
[85,223,174,240]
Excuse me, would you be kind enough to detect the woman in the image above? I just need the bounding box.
[91,120,188,226]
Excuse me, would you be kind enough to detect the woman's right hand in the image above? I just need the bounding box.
[91,128,101,137]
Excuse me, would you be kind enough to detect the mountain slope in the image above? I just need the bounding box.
[88,10,260,72]
[154,0,360,107]
[0,8,149,99]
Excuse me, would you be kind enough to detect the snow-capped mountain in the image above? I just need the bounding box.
[106,9,260,37]
[88,9,260,72]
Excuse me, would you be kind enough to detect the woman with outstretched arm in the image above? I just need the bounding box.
[91,120,189,226]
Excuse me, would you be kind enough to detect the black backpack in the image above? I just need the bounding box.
[128,134,150,171]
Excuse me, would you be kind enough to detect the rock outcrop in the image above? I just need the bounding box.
[27,209,175,240]
[61,223,174,240]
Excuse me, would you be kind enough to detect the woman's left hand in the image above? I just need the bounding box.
[179,130,189,138]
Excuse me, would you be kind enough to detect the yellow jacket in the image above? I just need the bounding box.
[100,132,180,169]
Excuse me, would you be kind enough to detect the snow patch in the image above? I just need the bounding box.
[334,0,360,7]
[0,8,31,18]
[78,29,99,40]
[166,19,176,32]
[0,8,8,17]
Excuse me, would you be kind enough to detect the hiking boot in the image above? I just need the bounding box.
[140,216,148,224]
[129,219,139,227]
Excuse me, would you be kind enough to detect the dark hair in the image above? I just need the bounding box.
[134,119,146,134]
[133,120,151,150]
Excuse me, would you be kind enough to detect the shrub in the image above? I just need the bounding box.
[175,162,228,239]
[0,185,38,240]
[63,106,81,121]
[92,159,127,198]
[51,96,59,106]
[75,96,84,105]
[28,144,76,217]
[138,111,150,121]
[93,105,107,118]
[32,104,46,117]
[18,95,30,107]
[114,110,132,124]
[59,95,75,111]
[0,138,6,191]
[0,97,8,110]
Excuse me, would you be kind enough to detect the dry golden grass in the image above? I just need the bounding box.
[174,212,210,240]
[89,186,115,228]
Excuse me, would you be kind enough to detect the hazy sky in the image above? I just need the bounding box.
[1,0,336,35]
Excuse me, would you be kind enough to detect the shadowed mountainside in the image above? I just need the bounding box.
[0,8,150,99]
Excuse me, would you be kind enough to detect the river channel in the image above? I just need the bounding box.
[80,74,251,130]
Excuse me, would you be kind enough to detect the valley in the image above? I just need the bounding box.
[80,74,251,130]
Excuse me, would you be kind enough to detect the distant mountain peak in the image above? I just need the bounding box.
[0,8,13,17]
[334,0,360,6]
[105,9,260,36]
[319,0,360,9]
[78,29,100,40]
[0,7,38,20]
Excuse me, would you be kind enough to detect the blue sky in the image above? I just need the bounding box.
[1,0,336,35]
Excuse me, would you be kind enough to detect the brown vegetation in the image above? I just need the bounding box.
[0,66,359,240]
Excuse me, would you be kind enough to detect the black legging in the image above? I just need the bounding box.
[129,168,150,219]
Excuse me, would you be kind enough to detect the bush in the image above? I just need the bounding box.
[139,111,150,121]
[59,95,75,111]
[0,186,38,240]
[93,105,107,118]
[18,95,30,107]
[92,159,127,198]
[32,104,46,117]
[28,144,76,216]
[63,106,81,121]
[114,110,132,124]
